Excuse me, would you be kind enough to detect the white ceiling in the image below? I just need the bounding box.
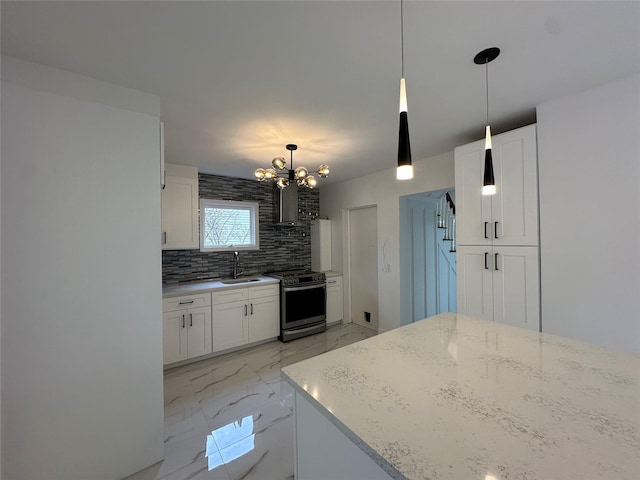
[2,1,639,186]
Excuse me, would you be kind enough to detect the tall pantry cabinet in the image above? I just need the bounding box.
[455,124,540,331]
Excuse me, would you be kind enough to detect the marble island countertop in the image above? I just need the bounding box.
[281,312,640,480]
[162,276,279,297]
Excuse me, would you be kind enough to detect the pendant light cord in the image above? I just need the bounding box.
[400,0,405,77]
[485,58,489,125]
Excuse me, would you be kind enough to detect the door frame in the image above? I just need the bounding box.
[343,204,379,331]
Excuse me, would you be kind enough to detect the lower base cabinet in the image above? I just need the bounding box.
[212,292,249,352]
[326,275,344,324]
[212,284,279,353]
[457,245,540,331]
[248,293,280,343]
[163,283,280,365]
[163,293,212,365]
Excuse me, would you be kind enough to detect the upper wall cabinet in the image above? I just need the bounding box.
[162,163,199,250]
[455,125,539,246]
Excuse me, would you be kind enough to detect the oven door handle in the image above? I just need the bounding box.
[283,284,325,292]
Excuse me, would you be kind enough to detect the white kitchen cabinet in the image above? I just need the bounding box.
[248,284,280,343]
[457,245,539,331]
[455,125,540,331]
[326,274,343,324]
[311,219,332,271]
[162,292,212,365]
[212,301,248,352]
[455,124,539,247]
[212,283,279,352]
[161,163,199,250]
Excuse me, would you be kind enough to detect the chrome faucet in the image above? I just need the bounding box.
[233,251,242,279]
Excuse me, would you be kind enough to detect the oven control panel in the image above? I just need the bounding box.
[281,272,326,287]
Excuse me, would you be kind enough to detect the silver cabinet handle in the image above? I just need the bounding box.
[328,280,337,284]
[179,300,194,305]
[484,222,489,239]
[250,303,253,315]
[163,232,167,244]
[494,221,499,239]
[182,315,185,328]
[484,252,489,270]
[189,313,193,327]
[244,304,248,316]
[495,253,499,271]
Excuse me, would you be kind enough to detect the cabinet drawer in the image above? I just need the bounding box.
[326,276,342,288]
[213,288,249,304]
[163,293,211,312]
[249,284,279,299]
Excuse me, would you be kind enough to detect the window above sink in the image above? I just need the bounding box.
[200,199,260,252]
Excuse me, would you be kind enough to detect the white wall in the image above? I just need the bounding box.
[320,152,454,333]
[1,59,164,478]
[537,73,640,353]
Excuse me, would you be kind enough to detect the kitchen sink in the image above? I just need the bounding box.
[220,277,261,284]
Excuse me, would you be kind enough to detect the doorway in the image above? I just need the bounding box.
[399,189,457,325]
[348,206,378,331]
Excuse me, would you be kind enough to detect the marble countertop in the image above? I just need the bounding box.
[281,312,640,480]
[162,276,279,298]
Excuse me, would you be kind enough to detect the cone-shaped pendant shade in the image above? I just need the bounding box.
[482,126,496,196]
[397,78,413,180]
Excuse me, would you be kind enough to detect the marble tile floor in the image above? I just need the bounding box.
[126,322,377,480]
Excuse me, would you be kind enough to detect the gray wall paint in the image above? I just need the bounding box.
[1,64,163,478]
[537,73,640,353]
[162,173,320,283]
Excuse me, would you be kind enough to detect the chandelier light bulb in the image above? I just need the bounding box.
[305,175,318,188]
[294,166,308,179]
[264,168,277,180]
[272,157,286,170]
[276,177,289,189]
[254,168,266,180]
[317,164,330,178]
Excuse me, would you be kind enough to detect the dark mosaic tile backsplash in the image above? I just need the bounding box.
[162,172,320,284]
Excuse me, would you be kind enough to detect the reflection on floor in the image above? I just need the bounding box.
[126,322,377,480]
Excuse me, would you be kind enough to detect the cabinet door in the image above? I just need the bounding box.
[492,246,540,331]
[163,310,188,365]
[326,276,343,324]
[248,295,279,343]
[161,175,199,250]
[492,125,539,246]
[454,141,493,246]
[212,300,248,352]
[456,246,493,321]
[186,306,212,359]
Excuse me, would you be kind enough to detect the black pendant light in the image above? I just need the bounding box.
[474,47,500,196]
[396,0,413,180]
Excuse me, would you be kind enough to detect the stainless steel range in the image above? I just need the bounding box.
[268,270,327,342]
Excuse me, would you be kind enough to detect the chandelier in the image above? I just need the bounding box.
[254,144,330,189]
